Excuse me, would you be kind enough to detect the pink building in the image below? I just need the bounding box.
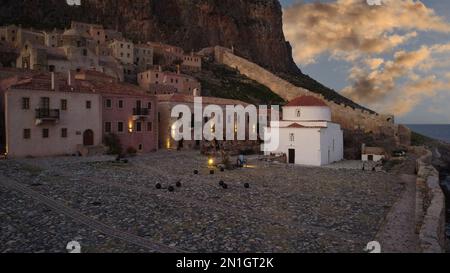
[1,70,158,157]
[91,78,158,154]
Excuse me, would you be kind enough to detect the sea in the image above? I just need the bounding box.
[406,124,450,144]
[405,124,450,242]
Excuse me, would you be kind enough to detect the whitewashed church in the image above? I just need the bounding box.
[264,96,344,166]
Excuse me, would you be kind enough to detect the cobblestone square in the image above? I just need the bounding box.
[0,151,405,253]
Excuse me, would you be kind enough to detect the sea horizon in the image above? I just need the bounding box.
[405,124,450,144]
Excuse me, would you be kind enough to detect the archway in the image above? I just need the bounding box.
[83,130,94,146]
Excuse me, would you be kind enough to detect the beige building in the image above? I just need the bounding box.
[182,52,202,71]
[109,39,134,65]
[16,28,123,82]
[3,73,102,157]
[44,29,63,48]
[0,25,45,48]
[138,69,201,95]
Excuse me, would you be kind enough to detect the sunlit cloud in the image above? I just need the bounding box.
[283,0,450,117]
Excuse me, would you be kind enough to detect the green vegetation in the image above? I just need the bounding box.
[104,134,122,155]
[411,131,434,146]
[186,62,285,105]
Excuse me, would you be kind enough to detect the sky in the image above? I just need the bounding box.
[279,0,450,124]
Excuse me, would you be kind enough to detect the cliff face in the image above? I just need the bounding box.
[0,0,299,74]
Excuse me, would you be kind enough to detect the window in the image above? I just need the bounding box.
[23,129,31,139]
[42,129,49,138]
[22,97,30,110]
[40,97,50,109]
[105,122,112,133]
[86,101,91,109]
[136,122,142,132]
[147,102,152,110]
[61,128,68,138]
[290,133,295,142]
[105,99,112,108]
[118,122,124,133]
[138,144,143,151]
[147,122,152,132]
[118,100,124,109]
[49,65,55,72]
[296,109,301,118]
[61,99,67,111]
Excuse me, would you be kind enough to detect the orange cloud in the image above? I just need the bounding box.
[283,0,450,64]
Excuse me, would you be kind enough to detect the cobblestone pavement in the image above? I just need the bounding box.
[0,151,405,253]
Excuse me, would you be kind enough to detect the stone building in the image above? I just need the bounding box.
[182,52,202,71]
[134,44,154,72]
[157,93,258,154]
[265,96,344,166]
[137,68,201,95]
[16,28,123,82]
[2,72,103,157]
[43,29,63,48]
[0,25,45,48]
[109,39,134,65]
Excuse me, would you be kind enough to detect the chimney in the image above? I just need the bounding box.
[67,70,75,86]
[361,143,366,154]
[158,65,162,72]
[176,65,180,74]
[193,88,200,97]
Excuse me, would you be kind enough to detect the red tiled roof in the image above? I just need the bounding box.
[285,96,328,107]
[9,72,152,98]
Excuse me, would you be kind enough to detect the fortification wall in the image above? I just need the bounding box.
[414,147,447,253]
[214,46,402,138]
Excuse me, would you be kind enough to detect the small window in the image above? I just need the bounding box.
[136,122,142,132]
[61,128,68,138]
[118,122,124,133]
[86,101,91,109]
[147,102,152,110]
[23,129,31,139]
[138,144,143,151]
[296,109,301,118]
[118,100,124,109]
[147,122,152,132]
[105,99,112,108]
[289,133,295,142]
[61,99,67,111]
[42,129,49,138]
[105,122,112,133]
[22,97,30,110]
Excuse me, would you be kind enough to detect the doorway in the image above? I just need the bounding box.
[83,129,94,146]
[288,149,295,164]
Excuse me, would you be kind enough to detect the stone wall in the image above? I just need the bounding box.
[414,147,447,253]
[214,46,408,144]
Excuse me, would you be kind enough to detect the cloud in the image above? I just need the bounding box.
[283,0,450,117]
[283,0,450,64]
[342,44,450,115]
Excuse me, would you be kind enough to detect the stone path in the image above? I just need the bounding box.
[376,174,420,253]
[0,175,182,253]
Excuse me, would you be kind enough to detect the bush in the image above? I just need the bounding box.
[104,134,122,155]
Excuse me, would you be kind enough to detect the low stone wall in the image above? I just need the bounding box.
[415,147,447,252]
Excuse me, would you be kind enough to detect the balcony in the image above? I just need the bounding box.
[132,108,150,120]
[35,108,60,125]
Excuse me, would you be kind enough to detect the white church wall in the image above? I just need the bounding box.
[319,125,344,165]
[278,127,322,166]
[283,106,331,122]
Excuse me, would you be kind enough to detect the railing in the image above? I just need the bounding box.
[133,108,150,116]
[35,108,60,119]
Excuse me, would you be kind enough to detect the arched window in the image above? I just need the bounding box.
[296,109,301,118]
[290,133,295,142]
